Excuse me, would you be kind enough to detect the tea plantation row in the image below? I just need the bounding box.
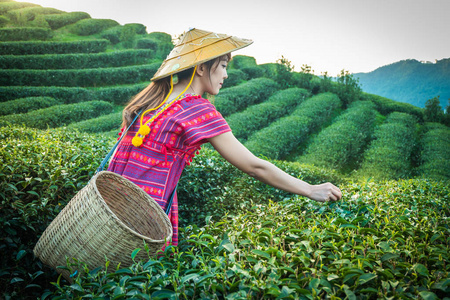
[1,125,449,299]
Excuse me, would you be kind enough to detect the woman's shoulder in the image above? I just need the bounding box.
[177,94,215,111]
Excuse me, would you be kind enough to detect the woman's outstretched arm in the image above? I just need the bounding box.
[208,132,342,202]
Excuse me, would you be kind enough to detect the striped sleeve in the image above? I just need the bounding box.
[181,101,231,146]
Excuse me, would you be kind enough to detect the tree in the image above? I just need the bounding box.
[276,55,295,89]
[424,96,444,123]
[334,69,362,108]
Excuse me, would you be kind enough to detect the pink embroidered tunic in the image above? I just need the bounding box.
[107,94,231,246]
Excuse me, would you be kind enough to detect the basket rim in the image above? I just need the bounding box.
[92,171,173,243]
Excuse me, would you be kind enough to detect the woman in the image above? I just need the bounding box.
[108,28,342,246]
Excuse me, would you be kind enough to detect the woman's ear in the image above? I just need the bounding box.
[196,63,205,77]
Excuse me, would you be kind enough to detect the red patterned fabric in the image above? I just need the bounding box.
[107,94,231,246]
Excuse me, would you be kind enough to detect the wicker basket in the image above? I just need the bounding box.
[33,171,173,281]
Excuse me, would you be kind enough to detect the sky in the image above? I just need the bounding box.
[28,0,450,75]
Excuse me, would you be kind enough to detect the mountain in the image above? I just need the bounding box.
[354,58,450,108]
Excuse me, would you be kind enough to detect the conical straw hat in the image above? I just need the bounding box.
[151,28,253,81]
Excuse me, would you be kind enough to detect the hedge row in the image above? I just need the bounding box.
[417,123,450,180]
[0,63,159,87]
[226,88,310,140]
[0,100,114,129]
[299,101,377,170]
[44,12,91,30]
[6,6,63,22]
[101,23,147,45]
[359,112,418,180]
[215,78,280,116]
[364,93,424,121]
[0,39,109,55]
[67,112,122,133]
[0,96,61,116]
[0,49,155,69]
[0,1,38,14]
[0,83,148,105]
[0,27,52,41]
[222,69,247,88]
[245,92,341,159]
[67,18,119,36]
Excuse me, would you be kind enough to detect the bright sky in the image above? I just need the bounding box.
[28,0,450,75]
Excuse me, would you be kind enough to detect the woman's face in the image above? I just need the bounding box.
[203,59,228,95]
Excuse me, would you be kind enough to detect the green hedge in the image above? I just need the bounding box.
[0,125,114,299]
[364,92,424,122]
[101,23,147,44]
[417,123,450,180]
[45,178,450,300]
[0,86,93,103]
[0,15,9,27]
[93,82,148,105]
[222,69,247,88]
[0,100,114,129]
[0,96,61,116]
[0,49,155,69]
[67,18,119,36]
[0,83,148,104]
[6,6,63,22]
[0,27,52,41]
[299,101,377,171]
[0,1,38,14]
[67,112,122,133]
[229,55,257,69]
[358,112,418,179]
[245,93,341,159]
[0,63,160,87]
[215,78,280,116]
[226,88,310,140]
[0,39,109,55]
[44,11,91,30]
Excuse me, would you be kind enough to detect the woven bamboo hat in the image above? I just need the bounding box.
[151,28,253,81]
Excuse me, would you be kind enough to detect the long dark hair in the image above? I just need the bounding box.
[121,53,231,128]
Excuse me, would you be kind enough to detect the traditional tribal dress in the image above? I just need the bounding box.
[107,94,231,246]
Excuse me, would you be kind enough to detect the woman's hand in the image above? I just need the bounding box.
[307,182,342,202]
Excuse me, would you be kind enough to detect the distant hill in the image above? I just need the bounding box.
[354,58,450,108]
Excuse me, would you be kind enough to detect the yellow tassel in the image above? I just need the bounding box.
[132,135,143,147]
[138,125,150,136]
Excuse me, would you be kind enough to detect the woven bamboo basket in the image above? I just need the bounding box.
[33,171,173,281]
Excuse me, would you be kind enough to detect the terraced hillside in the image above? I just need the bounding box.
[1,1,449,299]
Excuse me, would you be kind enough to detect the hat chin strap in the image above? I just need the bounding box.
[132,66,198,147]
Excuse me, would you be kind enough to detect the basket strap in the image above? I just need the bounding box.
[165,183,178,215]
[96,110,142,174]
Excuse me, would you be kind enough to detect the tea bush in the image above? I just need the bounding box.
[0,1,39,14]
[47,178,449,299]
[93,82,149,105]
[0,96,61,116]
[0,39,109,55]
[6,6,63,23]
[229,55,257,69]
[358,112,418,180]
[222,69,247,88]
[44,12,91,30]
[0,100,114,129]
[299,101,377,171]
[0,49,155,69]
[215,78,280,116]
[0,125,114,299]
[226,88,310,140]
[0,27,52,41]
[0,86,93,103]
[245,93,341,159]
[0,63,160,87]
[67,112,122,133]
[417,123,450,180]
[364,93,424,122]
[67,18,119,36]
[0,15,9,27]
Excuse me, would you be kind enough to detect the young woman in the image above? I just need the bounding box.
[108,28,342,246]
